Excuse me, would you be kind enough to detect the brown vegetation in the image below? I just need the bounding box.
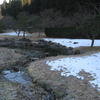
[0,47,22,69]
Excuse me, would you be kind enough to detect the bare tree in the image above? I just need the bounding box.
[0,15,16,29]
[40,9,76,27]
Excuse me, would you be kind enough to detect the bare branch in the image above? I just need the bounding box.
[88,0,100,14]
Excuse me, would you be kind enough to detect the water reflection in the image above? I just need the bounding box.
[2,70,32,84]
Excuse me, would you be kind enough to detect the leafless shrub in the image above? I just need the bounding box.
[40,9,75,27]
[72,1,97,26]
[0,15,16,29]
[70,10,96,26]
[40,5,97,28]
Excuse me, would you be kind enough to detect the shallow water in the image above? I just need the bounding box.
[0,37,61,85]
[2,70,32,84]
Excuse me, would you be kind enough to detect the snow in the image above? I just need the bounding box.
[0,31,28,36]
[0,0,9,4]
[45,38,100,91]
[44,38,100,48]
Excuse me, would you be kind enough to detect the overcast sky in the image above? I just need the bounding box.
[0,0,9,4]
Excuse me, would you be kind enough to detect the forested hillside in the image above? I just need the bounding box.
[0,0,100,19]
[0,0,100,30]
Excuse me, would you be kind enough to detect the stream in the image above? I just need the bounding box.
[0,38,60,99]
[2,70,32,84]
[0,46,59,85]
[0,37,82,99]
[0,37,80,86]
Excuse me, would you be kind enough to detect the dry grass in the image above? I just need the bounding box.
[74,46,100,56]
[0,80,19,100]
[0,47,22,68]
[27,56,100,99]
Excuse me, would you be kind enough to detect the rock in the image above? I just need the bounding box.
[12,66,19,72]
[37,39,45,42]
[60,47,69,55]
[73,42,78,44]
[29,57,39,61]
[68,47,73,50]
[49,44,59,51]
[37,41,49,48]
[4,38,9,41]
[19,38,31,42]
[31,41,38,47]
[67,47,74,54]
[45,53,50,57]
[74,50,80,54]
[0,38,82,56]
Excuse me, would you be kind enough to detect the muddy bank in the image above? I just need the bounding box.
[0,80,54,100]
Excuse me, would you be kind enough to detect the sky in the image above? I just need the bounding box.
[0,0,9,4]
[45,38,100,91]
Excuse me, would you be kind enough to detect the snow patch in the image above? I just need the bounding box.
[45,38,100,91]
[44,38,100,47]
[0,31,28,36]
[46,52,100,90]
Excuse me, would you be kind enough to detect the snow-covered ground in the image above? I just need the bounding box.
[45,38,100,48]
[45,38,100,91]
[0,31,28,36]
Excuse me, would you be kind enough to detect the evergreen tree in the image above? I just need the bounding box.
[29,0,41,14]
[0,22,6,32]
[1,0,100,19]
[9,0,22,18]
[1,0,22,18]
[15,12,29,38]
[14,12,42,38]
[1,0,8,16]
[77,15,100,47]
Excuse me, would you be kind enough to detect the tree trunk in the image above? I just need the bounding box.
[23,31,25,38]
[91,37,95,47]
[38,32,40,38]
[18,30,20,37]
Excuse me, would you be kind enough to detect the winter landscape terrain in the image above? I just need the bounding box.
[0,31,100,99]
[45,38,100,91]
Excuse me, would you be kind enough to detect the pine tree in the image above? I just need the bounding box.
[15,12,29,38]
[14,12,42,38]
[77,15,100,47]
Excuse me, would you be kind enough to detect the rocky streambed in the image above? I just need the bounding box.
[0,39,58,100]
[0,38,81,55]
[0,38,81,86]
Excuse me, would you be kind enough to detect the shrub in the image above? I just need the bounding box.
[0,22,6,33]
[45,27,86,39]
